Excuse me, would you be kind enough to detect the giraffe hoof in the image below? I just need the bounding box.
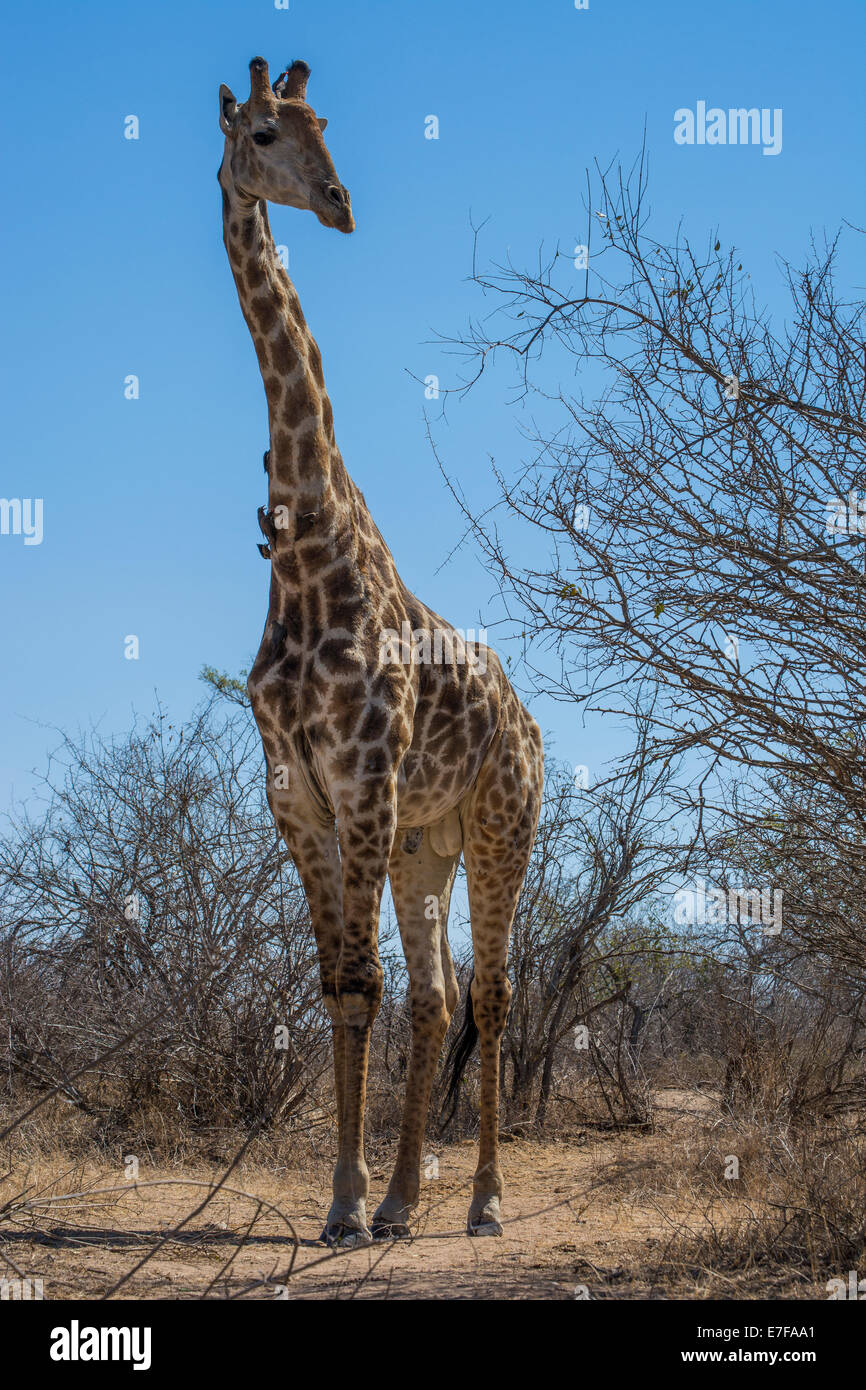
[371,1219,412,1241]
[467,1219,503,1237]
[320,1223,373,1249]
[467,1195,503,1236]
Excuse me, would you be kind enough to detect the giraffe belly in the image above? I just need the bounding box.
[394,745,484,833]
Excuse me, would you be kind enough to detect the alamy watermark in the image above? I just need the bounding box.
[674,103,782,157]
[1,1277,44,1299]
[674,878,782,934]
[0,497,43,545]
[827,1270,866,1299]
[379,622,488,672]
[50,1322,152,1370]
[826,490,866,537]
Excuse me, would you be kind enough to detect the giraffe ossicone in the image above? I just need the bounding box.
[217,56,544,1244]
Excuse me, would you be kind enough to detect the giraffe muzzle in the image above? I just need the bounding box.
[316,182,354,233]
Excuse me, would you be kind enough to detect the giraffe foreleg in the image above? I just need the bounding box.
[462,719,543,1236]
[319,790,396,1247]
[262,782,370,1244]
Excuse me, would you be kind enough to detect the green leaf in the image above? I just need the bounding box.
[200,664,251,707]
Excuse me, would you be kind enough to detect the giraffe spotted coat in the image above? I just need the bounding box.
[218,57,544,1243]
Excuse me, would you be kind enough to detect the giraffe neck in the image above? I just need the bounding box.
[219,159,348,526]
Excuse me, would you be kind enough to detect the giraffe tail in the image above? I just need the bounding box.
[438,973,478,1133]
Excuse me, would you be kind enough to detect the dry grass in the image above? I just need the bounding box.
[1,1086,862,1300]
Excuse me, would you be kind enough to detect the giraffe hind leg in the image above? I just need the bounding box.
[371,828,460,1239]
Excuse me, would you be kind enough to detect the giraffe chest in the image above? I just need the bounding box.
[247,592,505,828]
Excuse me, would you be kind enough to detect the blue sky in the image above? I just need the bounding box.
[1,0,864,812]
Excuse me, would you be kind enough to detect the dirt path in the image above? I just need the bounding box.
[0,1097,821,1299]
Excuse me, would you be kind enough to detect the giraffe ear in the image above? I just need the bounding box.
[317,116,328,132]
[219,84,238,134]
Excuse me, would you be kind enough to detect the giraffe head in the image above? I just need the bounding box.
[219,57,354,233]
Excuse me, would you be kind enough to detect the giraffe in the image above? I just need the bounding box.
[218,57,544,1245]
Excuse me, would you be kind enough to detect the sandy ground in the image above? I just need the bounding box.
[0,1093,822,1300]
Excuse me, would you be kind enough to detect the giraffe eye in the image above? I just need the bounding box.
[253,130,277,146]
